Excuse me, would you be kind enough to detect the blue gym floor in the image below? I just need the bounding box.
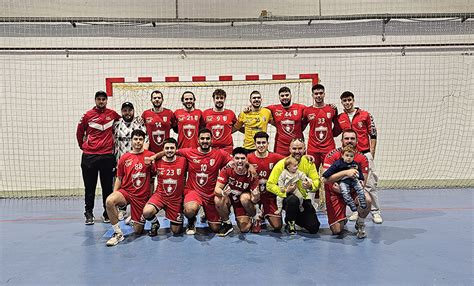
[1,188,472,285]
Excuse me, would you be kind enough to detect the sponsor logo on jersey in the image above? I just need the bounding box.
[125,158,133,167]
[281,119,295,135]
[206,116,213,122]
[163,178,177,194]
[196,172,208,186]
[192,158,201,163]
[152,130,165,145]
[275,110,283,117]
[183,124,196,139]
[146,117,153,124]
[308,114,315,120]
[106,116,111,120]
[211,124,225,140]
[314,126,328,142]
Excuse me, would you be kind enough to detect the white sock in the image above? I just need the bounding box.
[112,223,122,234]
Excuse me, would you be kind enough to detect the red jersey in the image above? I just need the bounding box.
[116,150,156,200]
[202,108,237,153]
[174,108,204,149]
[154,156,188,200]
[323,147,369,175]
[303,104,339,154]
[76,106,120,155]
[142,108,176,153]
[247,152,285,198]
[217,167,259,202]
[337,108,377,153]
[177,148,232,200]
[267,103,306,155]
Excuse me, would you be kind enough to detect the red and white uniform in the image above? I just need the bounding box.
[267,103,306,156]
[323,147,368,226]
[303,104,340,168]
[147,156,188,223]
[76,106,120,154]
[178,148,232,223]
[217,167,258,217]
[247,152,285,217]
[202,108,237,154]
[337,108,377,153]
[142,108,176,153]
[174,109,204,149]
[116,150,156,222]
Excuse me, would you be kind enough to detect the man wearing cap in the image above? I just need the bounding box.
[76,91,120,225]
[113,101,148,221]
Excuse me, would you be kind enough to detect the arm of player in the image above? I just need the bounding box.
[370,138,377,159]
[113,176,122,192]
[76,114,87,149]
[214,181,231,198]
[250,186,260,204]
[144,151,165,165]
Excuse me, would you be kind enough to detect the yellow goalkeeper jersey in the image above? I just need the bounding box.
[235,108,272,149]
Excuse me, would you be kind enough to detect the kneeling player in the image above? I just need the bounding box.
[214,147,260,236]
[142,138,188,236]
[105,130,155,246]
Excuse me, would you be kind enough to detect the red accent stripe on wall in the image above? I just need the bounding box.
[192,76,206,81]
[165,76,179,82]
[272,74,287,80]
[105,77,125,96]
[299,73,319,85]
[138,77,153,82]
[219,75,233,81]
[246,75,260,80]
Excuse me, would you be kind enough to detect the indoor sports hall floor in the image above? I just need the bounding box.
[0,188,472,285]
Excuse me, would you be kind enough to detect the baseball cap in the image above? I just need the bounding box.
[95,90,108,99]
[121,102,134,109]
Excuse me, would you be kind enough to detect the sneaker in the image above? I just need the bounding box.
[118,210,127,221]
[84,211,94,225]
[185,217,196,235]
[251,219,261,233]
[372,212,383,224]
[348,211,359,221]
[149,221,160,237]
[218,222,233,237]
[106,232,124,247]
[286,220,296,235]
[102,213,110,224]
[355,222,367,239]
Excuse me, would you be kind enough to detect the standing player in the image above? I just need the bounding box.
[337,91,382,224]
[142,90,176,153]
[266,87,306,156]
[202,89,237,154]
[303,84,340,209]
[234,91,273,153]
[142,138,187,236]
[214,147,260,236]
[323,129,372,238]
[174,91,204,149]
[247,131,285,232]
[105,130,155,246]
[76,90,120,225]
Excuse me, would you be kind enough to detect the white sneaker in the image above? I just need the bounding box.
[106,232,124,247]
[372,212,383,224]
[348,211,359,221]
[355,222,367,239]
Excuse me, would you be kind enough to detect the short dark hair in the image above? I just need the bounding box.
[232,147,247,156]
[340,91,354,100]
[212,88,227,99]
[341,129,358,139]
[311,84,325,92]
[253,131,269,142]
[181,91,195,102]
[163,137,178,147]
[150,90,163,99]
[198,128,212,137]
[250,90,261,98]
[131,129,146,139]
[95,90,107,98]
[278,86,291,94]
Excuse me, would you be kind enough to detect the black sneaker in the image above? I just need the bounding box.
[286,220,296,235]
[149,221,160,237]
[185,217,196,235]
[102,212,110,223]
[84,211,94,225]
[218,222,233,237]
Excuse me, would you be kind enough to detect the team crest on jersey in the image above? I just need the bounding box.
[314,126,328,142]
[163,116,168,122]
[132,172,146,189]
[223,115,227,121]
[183,124,196,139]
[211,124,225,140]
[308,114,315,120]
[196,172,208,186]
[163,178,177,194]
[152,130,165,145]
[293,110,298,115]
[269,163,274,169]
[177,168,182,175]
[358,122,364,128]
[194,115,198,121]
[327,112,332,119]
[210,159,215,166]
[281,119,295,135]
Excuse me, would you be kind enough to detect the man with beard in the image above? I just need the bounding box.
[337,91,381,224]
[234,91,273,153]
[214,147,260,236]
[247,131,285,232]
[202,89,237,154]
[142,90,177,153]
[323,129,372,238]
[266,138,321,235]
[266,87,307,156]
[76,90,120,225]
[142,138,188,236]
[105,130,156,246]
[113,101,148,221]
[174,91,204,149]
